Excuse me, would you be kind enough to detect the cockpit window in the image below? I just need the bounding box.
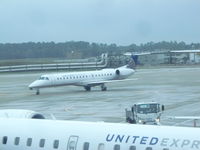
[39,77,49,80]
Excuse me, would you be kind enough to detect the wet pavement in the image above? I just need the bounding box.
[0,67,200,127]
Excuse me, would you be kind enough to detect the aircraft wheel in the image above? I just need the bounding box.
[84,86,91,91]
[36,89,40,95]
[101,86,107,91]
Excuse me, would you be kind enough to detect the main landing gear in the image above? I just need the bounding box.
[36,89,40,95]
[84,84,107,91]
[101,84,107,91]
[84,86,91,91]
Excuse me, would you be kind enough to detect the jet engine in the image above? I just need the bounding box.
[0,109,45,119]
[115,69,120,75]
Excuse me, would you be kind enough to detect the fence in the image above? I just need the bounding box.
[0,54,108,73]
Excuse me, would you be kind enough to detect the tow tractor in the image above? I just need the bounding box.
[125,102,164,125]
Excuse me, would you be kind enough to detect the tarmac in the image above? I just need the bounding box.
[0,66,200,127]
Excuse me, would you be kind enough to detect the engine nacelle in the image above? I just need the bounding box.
[0,109,45,119]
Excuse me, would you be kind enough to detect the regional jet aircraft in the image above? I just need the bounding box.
[29,56,137,95]
[0,109,200,150]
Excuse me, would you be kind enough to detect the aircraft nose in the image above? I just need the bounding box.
[28,81,39,90]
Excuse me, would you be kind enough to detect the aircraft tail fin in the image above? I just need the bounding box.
[126,55,139,69]
[131,55,139,65]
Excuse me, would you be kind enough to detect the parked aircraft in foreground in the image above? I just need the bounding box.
[0,109,200,150]
[29,57,137,95]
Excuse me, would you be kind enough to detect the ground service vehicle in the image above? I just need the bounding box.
[125,102,164,125]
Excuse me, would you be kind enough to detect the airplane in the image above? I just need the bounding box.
[28,56,138,95]
[1,109,200,150]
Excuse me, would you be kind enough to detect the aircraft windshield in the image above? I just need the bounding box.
[39,76,49,80]
[136,104,159,114]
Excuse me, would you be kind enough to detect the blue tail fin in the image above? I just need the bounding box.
[126,55,139,69]
[131,55,139,65]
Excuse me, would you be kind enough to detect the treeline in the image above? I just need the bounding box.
[0,41,200,60]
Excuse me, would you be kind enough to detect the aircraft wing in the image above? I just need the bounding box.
[167,116,200,120]
[77,78,138,86]
[167,116,200,127]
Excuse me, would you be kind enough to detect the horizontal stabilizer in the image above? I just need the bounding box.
[124,52,152,56]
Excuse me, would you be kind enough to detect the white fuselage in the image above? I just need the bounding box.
[0,118,200,150]
[29,67,134,90]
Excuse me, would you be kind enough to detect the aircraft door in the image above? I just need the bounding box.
[67,136,79,150]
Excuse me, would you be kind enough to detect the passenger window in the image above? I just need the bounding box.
[83,142,89,150]
[129,145,136,150]
[146,147,152,150]
[98,143,105,150]
[39,139,45,147]
[2,136,8,144]
[53,140,59,149]
[14,137,20,145]
[114,144,120,150]
[27,138,32,147]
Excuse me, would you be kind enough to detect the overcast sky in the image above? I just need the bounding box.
[0,0,199,45]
